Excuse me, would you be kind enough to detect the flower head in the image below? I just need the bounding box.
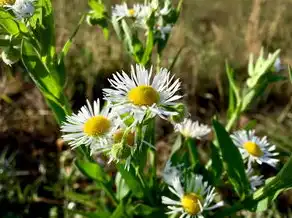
[103,65,182,124]
[5,0,35,20]
[0,0,15,6]
[156,24,172,40]
[174,118,211,140]
[162,174,223,218]
[231,129,279,168]
[112,3,151,21]
[162,161,183,185]
[1,46,20,66]
[61,99,118,153]
[246,168,264,191]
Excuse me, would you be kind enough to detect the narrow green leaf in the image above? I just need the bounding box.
[225,61,240,103]
[117,164,144,198]
[132,204,159,216]
[288,65,292,84]
[21,39,61,98]
[209,143,223,182]
[212,119,250,198]
[64,191,97,208]
[75,159,110,183]
[115,172,130,200]
[110,200,128,218]
[186,138,199,168]
[141,30,154,65]
[169,46,183,71]
[0,9,28,35]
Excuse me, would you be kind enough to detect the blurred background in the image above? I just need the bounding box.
[1,0,292,217]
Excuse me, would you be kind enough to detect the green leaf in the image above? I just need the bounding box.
[115,172,130,200]
[75,159,110,183]
[0,9,28,35]
[67,210,111,218]
[186,138,199,168]
[117,164,144,198]
[212,119,250,198]
[21,39,61,98]
[132,204,159,216]
[170,134,182,156]
[110,200,128,218]
[226,61,240,118]
[141,30,154,65]
[288,65,292,84]
[209,143,223,183]
[57,14,85,87]
[88,0,109,39]
[64,191,97,208]
[29,0,56,58]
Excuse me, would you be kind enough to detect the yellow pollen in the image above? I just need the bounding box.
[83,115,111,137]
[181,193,202,215]
[128,85,159,106]
[113,129,135,146]
[0,0,15,6]
[128,9,135,16]
[243,141,263,157]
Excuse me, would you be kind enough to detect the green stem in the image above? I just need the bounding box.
[186,138,199,168]
[102,183,118,206]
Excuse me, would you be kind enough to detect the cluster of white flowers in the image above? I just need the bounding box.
[61,65,183,168]
[3,0,36,20]
[111,0,175,41]
[61,63,280,217]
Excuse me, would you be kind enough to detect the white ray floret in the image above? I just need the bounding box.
[5,0,36,20]
[231,129,279,168]
[103,64,182,124]
[246,168,264,191]
[162,173,223,218]
[61,99,119,154]
[174,118,211,140]
[112,3,151,20]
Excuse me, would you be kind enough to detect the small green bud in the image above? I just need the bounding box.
[1,46,20,66]
[170,103,187,123]
[111,143,131,160]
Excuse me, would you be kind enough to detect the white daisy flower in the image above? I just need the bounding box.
[4,0,35,20]
[174,118,211,140]
[162,174,223,218]
[273,57,284,72]
[103,65,182,124]
[230,129,279,168]
[61,99,119,154]
[112,3,151,20]
[246,168,264,191]
[156,24,172,40]
[162,161,183,185]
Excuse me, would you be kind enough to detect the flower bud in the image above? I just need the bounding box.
[170,103,187,123]
[110,143,131,160]
[1,46,20,66]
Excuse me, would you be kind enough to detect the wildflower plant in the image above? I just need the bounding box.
[1,0,292,217]
[87,0,183,66]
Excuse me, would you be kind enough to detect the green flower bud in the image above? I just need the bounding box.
[1,46,20,66]
[170,103,187,123]
[111,143,131,160]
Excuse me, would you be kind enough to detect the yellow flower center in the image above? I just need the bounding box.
[128,85,159,106]
[128,9,135,16]
[0,0,15,6]
[243,141,263,157]
[83,115,111,137]
[181,193,202,215]
[113,129,135,146]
